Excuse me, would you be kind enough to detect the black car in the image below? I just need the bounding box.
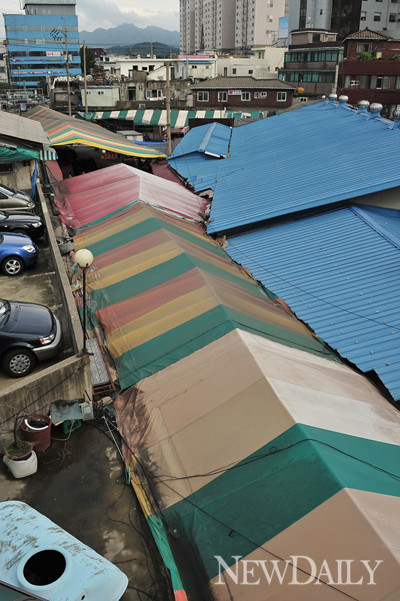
[0,210,45,240]
[0,298,63,377]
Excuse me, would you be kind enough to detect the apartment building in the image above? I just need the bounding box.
[288,0,400,42]
[5,0,81,88]
[180,0,289,54]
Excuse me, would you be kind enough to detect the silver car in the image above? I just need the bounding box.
[0,184,35,212]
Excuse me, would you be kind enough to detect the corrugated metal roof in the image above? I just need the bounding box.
[168,101,400,234]
[190,76,295,89]
[2,111,50,146]
[170,122,231,159]
[226,205,400,401]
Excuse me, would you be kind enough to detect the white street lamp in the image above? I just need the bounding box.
[75,248,94,354]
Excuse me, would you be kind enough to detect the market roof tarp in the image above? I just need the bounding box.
[114,328,400,601]
[54,163,207,230]
[25,106,166,159]
[76,109,265,127]
[0,146,39,162]
[73,203,337,391]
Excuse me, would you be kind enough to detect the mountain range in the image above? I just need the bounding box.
[80,23,180,49]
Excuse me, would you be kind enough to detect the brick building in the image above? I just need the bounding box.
[337,28,400,116]
[190,76,295,110]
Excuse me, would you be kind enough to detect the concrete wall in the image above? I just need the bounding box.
[0,179,92,448]
[0,354,91,439]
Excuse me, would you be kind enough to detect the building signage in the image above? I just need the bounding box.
[46,51,61,57]
[228,90,241,95]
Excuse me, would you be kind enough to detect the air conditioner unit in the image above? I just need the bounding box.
[138,103,146,108]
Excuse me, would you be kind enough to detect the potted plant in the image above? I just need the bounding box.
[3,413,38,478]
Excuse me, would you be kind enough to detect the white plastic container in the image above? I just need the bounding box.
[3,450,38,478]
[0,501,128,601]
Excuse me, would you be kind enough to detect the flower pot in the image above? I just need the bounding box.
[20,414,52,452]
[3,443,38,478]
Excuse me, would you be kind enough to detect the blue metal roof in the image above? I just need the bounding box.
[170,122,231,160]
[168,101,400,234]
[226,205,400,401]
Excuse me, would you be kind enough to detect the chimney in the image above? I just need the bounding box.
[389,109,400,130]
[328,93,337,106]
[368,103,383,120]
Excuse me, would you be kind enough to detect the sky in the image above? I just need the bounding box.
[0,0,180,38]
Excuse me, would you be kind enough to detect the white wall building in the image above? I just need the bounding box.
[217,48,286,77]
[180,0,289,53]
[98,54,218,81]
[0,43,8,82]
[81,86,120,108]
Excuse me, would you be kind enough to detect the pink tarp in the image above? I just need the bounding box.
[54,163,208,230]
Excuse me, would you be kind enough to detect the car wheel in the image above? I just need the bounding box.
[2,348,36,377]
[2,255,24,276]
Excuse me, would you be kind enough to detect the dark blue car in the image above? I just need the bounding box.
[0,232,38,276]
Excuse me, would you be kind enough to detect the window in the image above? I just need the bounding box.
[197,91,209,101]
[374,11,381,20]
[218,91,227,102]
[232,68,236,74]
[242,91,251,100]
[361,10,367,19]
[357,43,370,52]
[254,91,267,98]
[249,69,253,74]
[277,91,287,101]
[390,12,396,20]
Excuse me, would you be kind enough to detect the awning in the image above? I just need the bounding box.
[40,147,58,161]
[26,106,166,159]
[76,109,266,127]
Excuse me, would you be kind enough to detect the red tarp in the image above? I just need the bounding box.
[54,163,208,230]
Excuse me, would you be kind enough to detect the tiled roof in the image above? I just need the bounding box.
[190,76,296,90]
[344,27,395,41]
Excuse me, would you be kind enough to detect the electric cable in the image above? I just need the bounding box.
[102,412,391,601]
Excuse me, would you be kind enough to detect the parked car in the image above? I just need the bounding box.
[0,298,62,377]
[0,184,35,212]
[0,210,45,239]
[0,232,38,275]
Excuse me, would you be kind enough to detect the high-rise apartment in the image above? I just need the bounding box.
[180,0,289,54]
[5,0,81,88]
[288,0,400,41]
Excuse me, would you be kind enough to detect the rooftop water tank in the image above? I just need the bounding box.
[0,501,128,601]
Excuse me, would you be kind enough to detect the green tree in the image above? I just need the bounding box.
[80,47,96,74]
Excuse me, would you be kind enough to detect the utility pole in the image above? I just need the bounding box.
[83,40,88,113]
[165,61,171,156]
[65,27,72,116]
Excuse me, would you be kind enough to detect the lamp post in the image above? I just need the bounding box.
[74,248,94,355]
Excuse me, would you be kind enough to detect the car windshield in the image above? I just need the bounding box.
[0,184,16,196]
[0,299,10,321]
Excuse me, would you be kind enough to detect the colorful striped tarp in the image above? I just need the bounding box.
[76,109,266,127]
[25,106,166,158]
[114,328,400,601]
[73,203,336,391]
[54,163,207,230]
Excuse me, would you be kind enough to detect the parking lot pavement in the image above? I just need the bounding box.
[0,234,73,385]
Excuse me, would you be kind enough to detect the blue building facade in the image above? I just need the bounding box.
[5,0,81,87]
